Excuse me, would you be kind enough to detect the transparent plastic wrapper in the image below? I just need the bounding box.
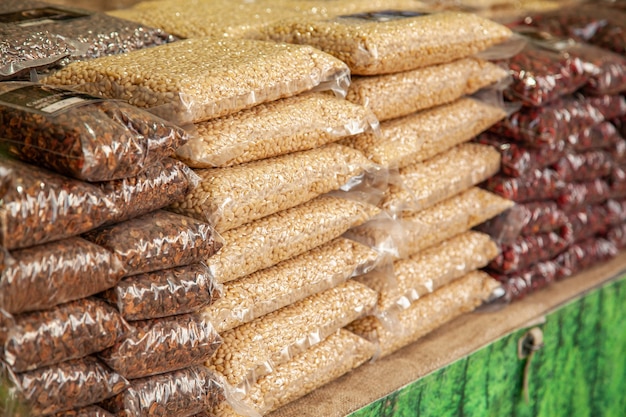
[490,96,604,146]
[205,237,378,333]
[0,237,125,315]
[552,150,613,183]
[101,366,226,417]
[2,298,128,373]
[489,259,559,302]
[610,165,626,198]
[476,133,566,177]
[55,406,114,417]
[341,98,506,169]
[99,313,221,380]
[348,271,499,358]
[488,229,571,273]
[383,143,501,213]
[575,44,626,96]
[607,223,626,249]
[6,356,129,416]
[399,187,514,257]
[611,139,626,165]
[0,156,115,250]
[102,264,220,322]
[0,82,188,182]
[43,38,350,124]
[358,231,499,312]
[212,329,375,417]
[346,57,508,122]
[176,93,379,168]
[586,95,626,121]
[207,281,377,391]
[605,198,626,224]
[567,205,612,242]
[170,144,375,233]
[83,210,222,277]
[476,201,568,244]
[483,168,565,203]
[565,121,622,151]
[557,180,611,211]
[208,196,380,284]
[257,11,512,75]
[555,237,618,279]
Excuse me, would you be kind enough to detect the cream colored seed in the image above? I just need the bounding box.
[347,58,508,122]
[348,271,500,357]
[257,12,512,75]
[206,281,378,389]
[175,93,378,168]
[43,38,349,123]
[401,187,513,257]
[357,231,499,312]
[382,143,501,214]
[170,144,375,233]
[342,98,506,169]
[205,238,378,333]
[211,329,375,416]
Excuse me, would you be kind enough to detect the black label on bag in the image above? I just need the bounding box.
[0,85,103,116]
[0,7,88,26]
[339,10,427,22]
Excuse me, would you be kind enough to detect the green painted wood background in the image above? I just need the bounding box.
[351,275,626,417]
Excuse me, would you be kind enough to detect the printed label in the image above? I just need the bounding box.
[0,7,88,26]
[0,85,103,116]
[339,10,427,22]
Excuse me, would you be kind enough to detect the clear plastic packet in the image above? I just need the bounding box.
[43,38,350,124]
[341,98,506,169]
[0,82,188,182]
[102,264,220,322]
[345,57,508,122]
[567,205,612,242]
[101,366,226,417]
[2,298,129,373]
[6,356,129,416]
[383,143,501,213]
[607,222,626,249]
[211,329,375,417]
[552,150,613,183]
[205,237,378,333]
[55,406,114,417]
[176,93,379,169]
[348,271,499,358]
[483,168,565,203]
[611,139,626,165]
[476,201,569,244]
[574,44,626,96]
[476,132,566,177]
[610,165,626,198]
[358,231,499,312]
[0,237,125,315]
[208,196,380,284]
[605,198,626,224]
[0,156,116,250]
[207,281,378,391]
[400,187,514,257]
[586,94,626,121]
[83,210,222,277]
[489,259,558,302]
[555,237,618,279]
[565,121,622,151]
[99,313,221,380]
[171,144,376,233]
[557,179,611,211]
[99,158,198,225]
[488,229,572,273]
[490,96,605,146]
[257,11,512,75]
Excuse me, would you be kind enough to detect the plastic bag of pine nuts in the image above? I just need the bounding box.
[382,143,502,214]
[206,195,380,284]
[102,264,221,322]
[83,210,222,277]
[256,11,512,75]
[0,237,125,315]
[43,38,351,124]
[346,58,508,122]
[170,144,377,233]
[341,98,506,169]
[99,313,222,380]
[211,329,375,417]
[204,237,379,333]
[357,231,499,312]
[175,93,379,168]
[348,271,500,358]
[206,281,378,392]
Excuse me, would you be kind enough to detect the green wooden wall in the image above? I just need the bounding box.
[351,275,626,417]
